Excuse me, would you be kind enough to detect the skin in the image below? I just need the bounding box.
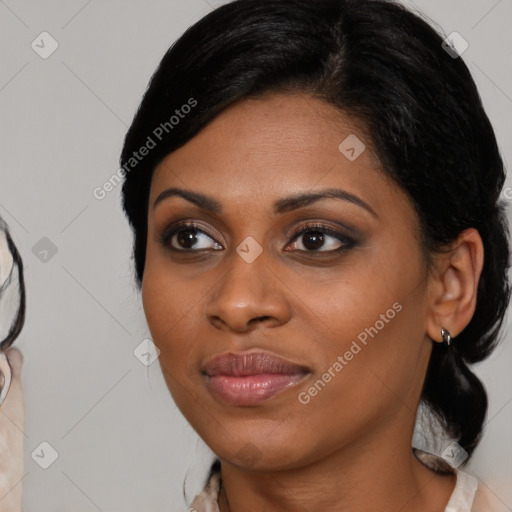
[142,93,484,512]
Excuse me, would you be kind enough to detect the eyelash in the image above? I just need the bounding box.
[158,221,357,254]
[288,223,356,253]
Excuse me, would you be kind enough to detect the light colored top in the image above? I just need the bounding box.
[188,468,505,512]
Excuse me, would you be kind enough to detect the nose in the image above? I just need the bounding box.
[205,250,292,333]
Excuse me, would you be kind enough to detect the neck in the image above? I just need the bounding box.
[217,414,456,512]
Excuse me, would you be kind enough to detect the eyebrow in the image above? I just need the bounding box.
[153,187,378,218]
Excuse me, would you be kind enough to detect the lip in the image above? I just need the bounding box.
[202,351,310,406]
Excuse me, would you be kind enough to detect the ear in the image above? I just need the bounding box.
[425,228,484,343]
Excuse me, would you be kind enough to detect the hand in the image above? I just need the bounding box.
[0,348,25,512]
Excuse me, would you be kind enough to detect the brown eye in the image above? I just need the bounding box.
[287,224,357,253]
[159,222,223,251]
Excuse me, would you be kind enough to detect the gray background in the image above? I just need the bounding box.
[0,0,511,510]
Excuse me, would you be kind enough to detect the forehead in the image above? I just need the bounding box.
[149,93,408,222]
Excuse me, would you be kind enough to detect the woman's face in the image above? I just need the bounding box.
[143,93,434,470]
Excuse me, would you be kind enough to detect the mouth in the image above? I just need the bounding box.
[202,351,310,406]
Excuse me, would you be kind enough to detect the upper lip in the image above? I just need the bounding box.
[202,351,310,377]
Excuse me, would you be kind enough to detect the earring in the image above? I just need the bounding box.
[441,327,452,346]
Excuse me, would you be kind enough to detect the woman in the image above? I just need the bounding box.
[120,0,510,510]
[0,216,26,512]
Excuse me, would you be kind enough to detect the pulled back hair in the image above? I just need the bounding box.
[120,0,511,463]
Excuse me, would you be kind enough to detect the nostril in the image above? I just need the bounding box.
[250,316,272,325]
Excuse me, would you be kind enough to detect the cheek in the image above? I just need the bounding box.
[142,268,207,416]
[141,262,198,369]
[295,245,428,415]
[298,237,420,353]
[290,303,428,462]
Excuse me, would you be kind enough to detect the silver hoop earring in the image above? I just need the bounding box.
[441,327,452,346]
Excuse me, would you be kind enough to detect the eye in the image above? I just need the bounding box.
[158,222,223,251]
[158,221,357,254]
[286,223,356,253]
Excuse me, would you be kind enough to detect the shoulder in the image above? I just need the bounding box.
[471,475,510,512]
[446,471,509,512]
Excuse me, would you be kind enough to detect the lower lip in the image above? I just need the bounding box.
[205,373,308,406]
